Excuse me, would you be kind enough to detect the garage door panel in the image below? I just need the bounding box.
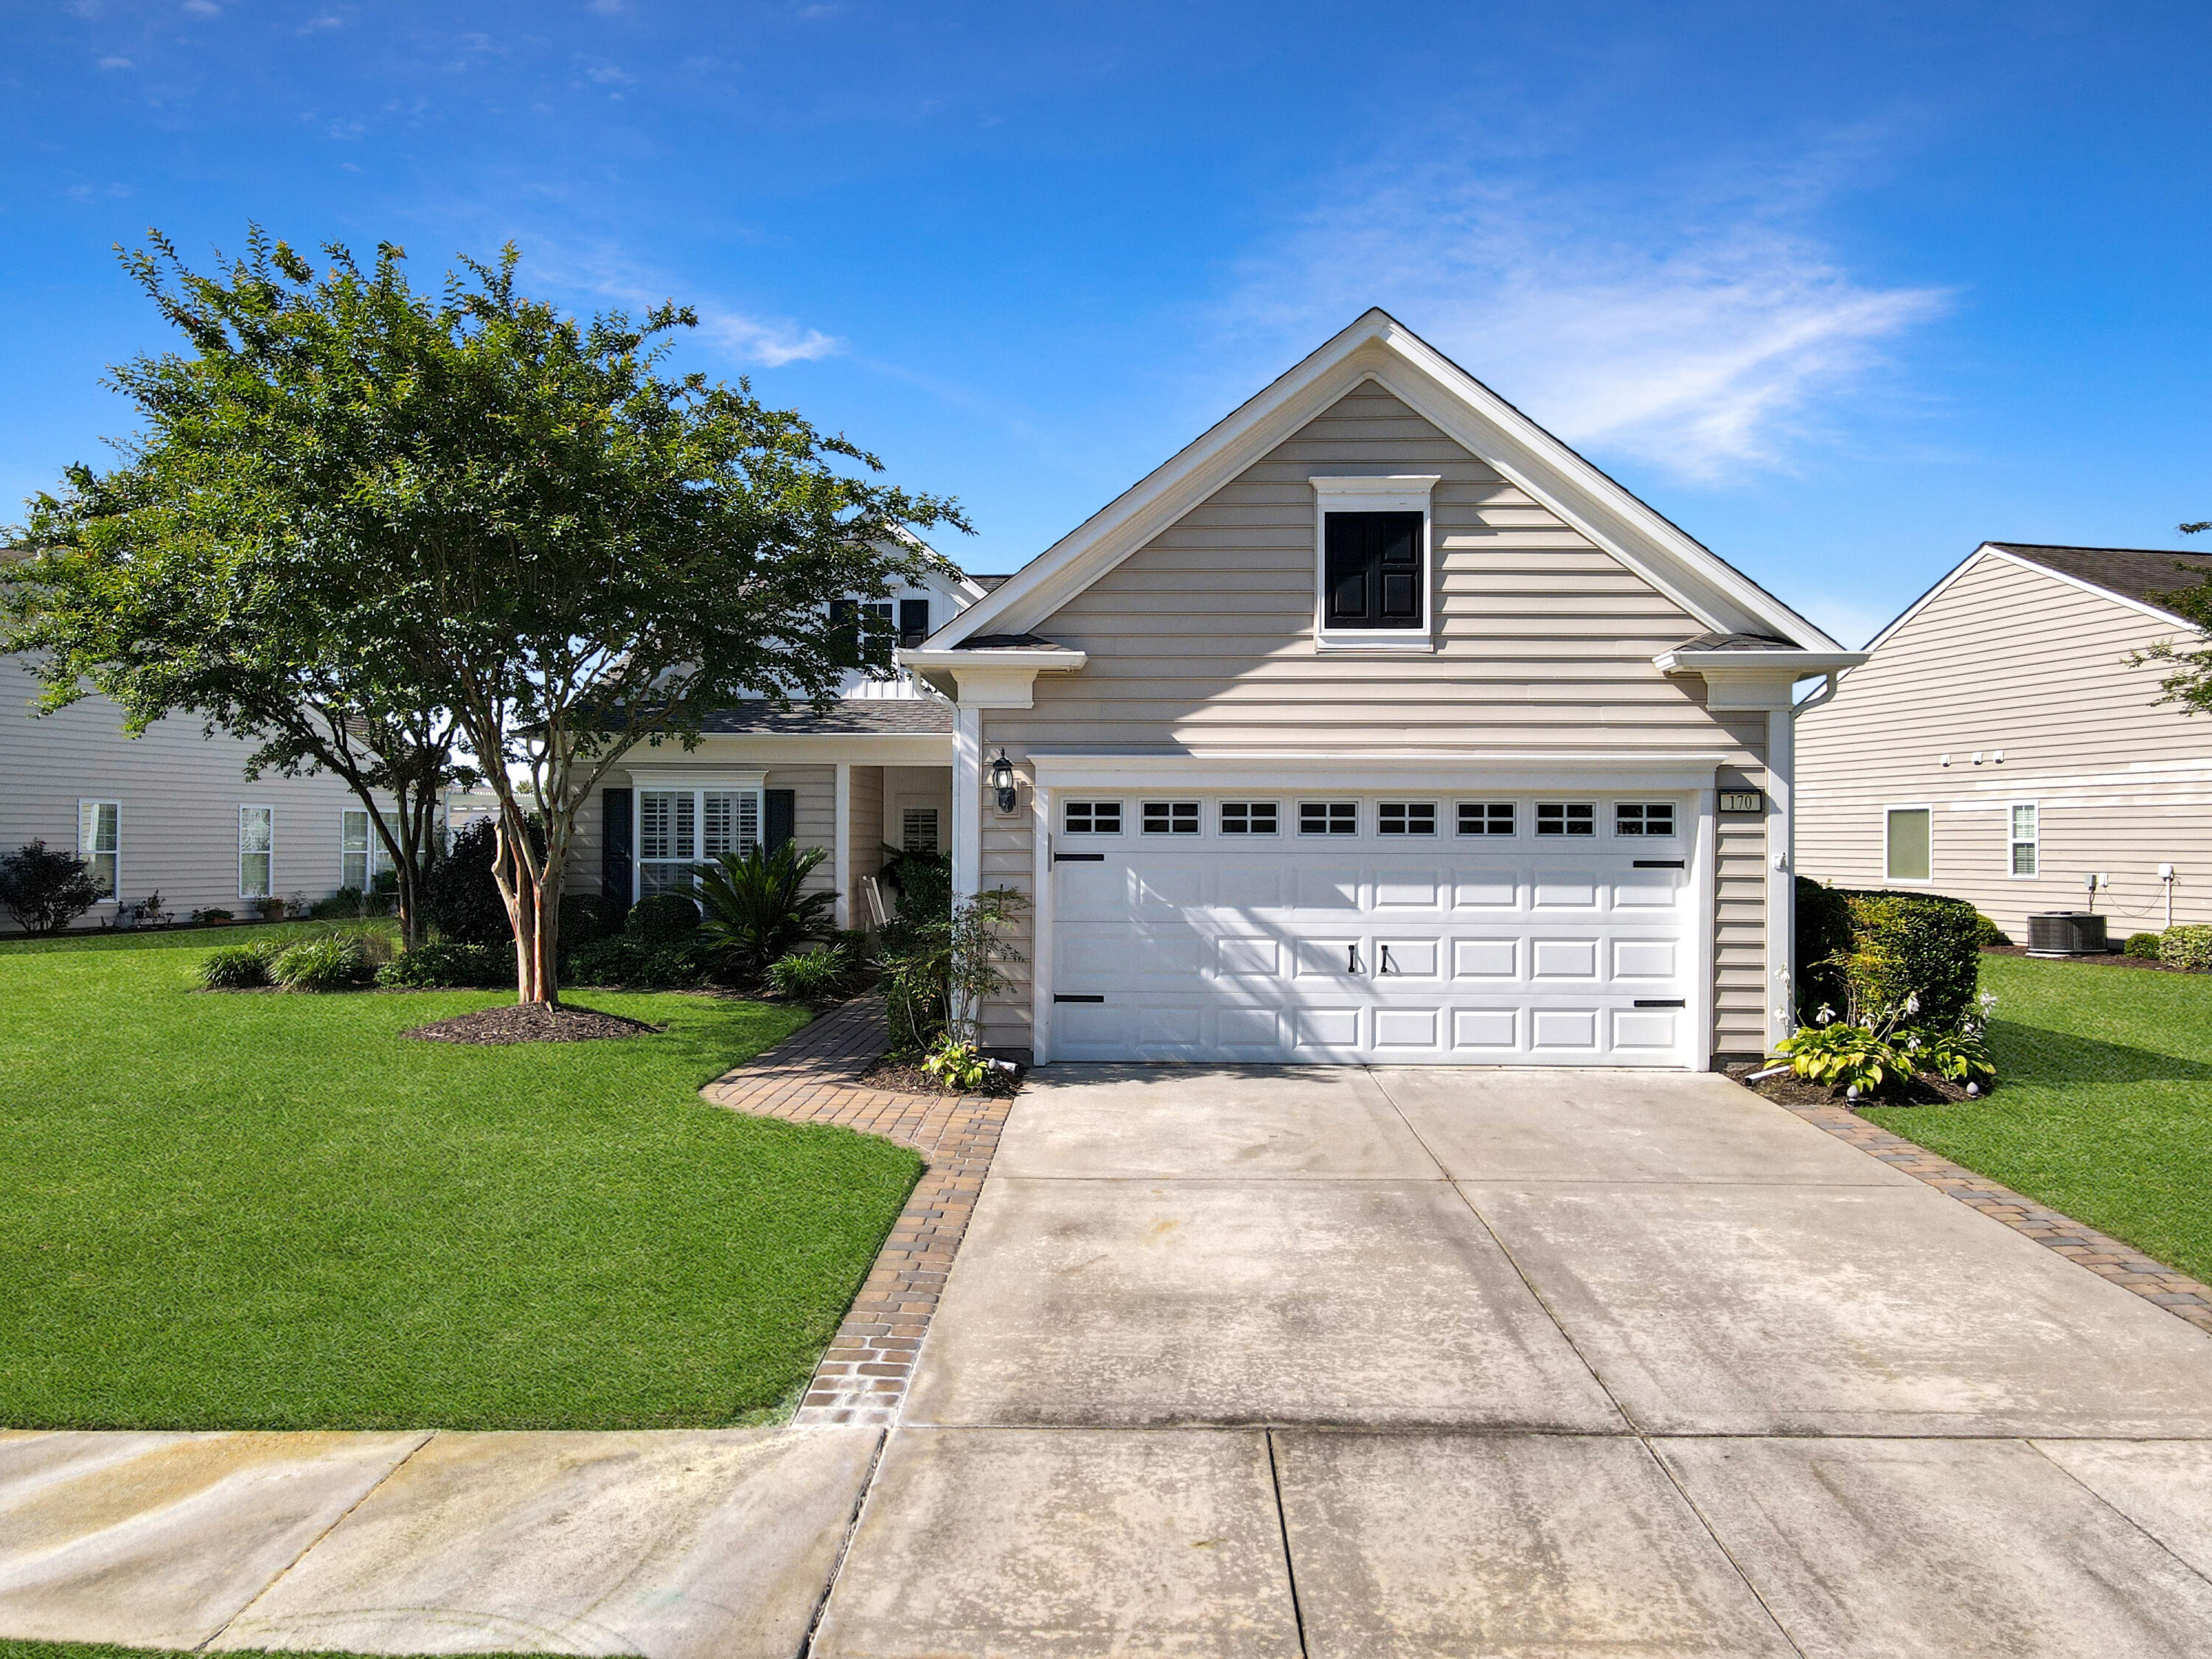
[1451,938,1520,979]
[1048,797,1694,1066]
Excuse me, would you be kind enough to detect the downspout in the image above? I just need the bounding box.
[1766,671,1840,1053]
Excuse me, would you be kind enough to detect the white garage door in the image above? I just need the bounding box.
[1046,791,1697,1066]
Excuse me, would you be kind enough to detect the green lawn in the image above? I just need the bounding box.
[0,925,919,1431]
[1865,952,2212,1285]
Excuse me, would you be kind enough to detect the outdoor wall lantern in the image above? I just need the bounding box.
[990,749,1020,815]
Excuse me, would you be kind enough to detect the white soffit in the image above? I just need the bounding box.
[930,308,1842,652]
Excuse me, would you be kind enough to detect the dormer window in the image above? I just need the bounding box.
[1309,476,1440,653]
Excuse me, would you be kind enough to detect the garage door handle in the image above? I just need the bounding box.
[1053,852,1105,863]
[1632,859,1686,869]
[1380,945,1397,975]
[1348,944,1361,975]
[1634,998,1687,1008]
[1054,994,1105,1004]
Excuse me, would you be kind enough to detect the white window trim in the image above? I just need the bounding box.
[1534,800,1599,838]
[633,785,764,902]
[1217,799,1282,835]
[2008,801,2041,880]
[1309,475,1441,655]
[77,799,120,901]
[1455,800,1520,838]
[1062,799,1125,835]
[1139,800,1203,836]
[1884,803,1935,886]
[1612,801,1682,841]
[239,804,274,900]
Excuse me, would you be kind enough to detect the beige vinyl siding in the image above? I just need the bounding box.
[1714,816,1768,1053]
[846,763,886,924]
[1798,552,2212,940]
[770,766,837,896]
[974,383,1770,1052]
[0,653,370,930]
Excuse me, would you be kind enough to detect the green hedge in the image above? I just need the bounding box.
[2161,925,2212,972]
[1795,877,1983,1034]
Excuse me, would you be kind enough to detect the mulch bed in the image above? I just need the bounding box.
[860,1057,1025,1098]
[1727,1062,1974,1109]
[1980,945,2188,973]
[403,1003,665,1045]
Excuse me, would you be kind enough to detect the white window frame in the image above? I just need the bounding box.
[1377,801,1439,835]
[1062,799,1124,835]
[239,804,274,899]
[901,806,940,855]
[1613,801,1680,839]
[340,807,390,892]
[1534,801,1596,838]
[2008,801,2040,879]
[1885,804,1934,885]
[1298,800,1360,837]
[1219,800,1280,836]
[77,799,119,900]
[1309,475,1441,655]
[634,785,762,901]
[1456,801,1517,838]
[1141,800,1201,835]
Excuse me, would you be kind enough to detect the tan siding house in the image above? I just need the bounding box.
[1,653,373,931]
[906,310,1858,1068]
[1798,543,2212,941]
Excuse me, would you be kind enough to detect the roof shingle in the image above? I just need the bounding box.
[1989,543,2212,616]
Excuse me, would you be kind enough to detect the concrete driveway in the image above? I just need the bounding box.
[814,1065,2212,1658]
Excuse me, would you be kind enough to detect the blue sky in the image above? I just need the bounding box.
[5,0,2210,645]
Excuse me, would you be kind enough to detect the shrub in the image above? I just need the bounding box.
[695,844,836,980]
[310,886,369,920]
[627,891,704,944]
[880,846,952,919]
[198,941,279,990]
[564,933,712,989]
[1794,877,1855,1026]
[560,892,620,950]
[1900,1028,1997,1093]
[2125,931,2163,960]
[190,907,235,924]
[2160,925,2212,972]
[1775,1020,1913,1097]
[1974,913,2012,947]
[0,839,106,936]
[877,886,1029,1056]
[424,817,529,944]
[922,1035,990,1091]
[269,931,385,992]
[375,942,511,990]
[768,944,854,1003]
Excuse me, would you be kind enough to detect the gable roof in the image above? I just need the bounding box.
[924,308,1840,652]
[1864,541,2212,658]
[1985,543,2212,616]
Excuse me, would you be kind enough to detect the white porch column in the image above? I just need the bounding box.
[951,705,983,902]
[832,762,852,930]
[1766,704,1796,1053]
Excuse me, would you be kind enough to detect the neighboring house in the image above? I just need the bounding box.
[563,563,998,933]
[1,651,384,931]
[1797,541,2212,942]
[573,309,1861,1069]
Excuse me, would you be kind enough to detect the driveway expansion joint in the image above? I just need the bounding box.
[700,995,1013,1427]
[1776,1096,2212,1338]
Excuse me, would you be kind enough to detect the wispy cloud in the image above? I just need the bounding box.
[692,305,840,366]
[515,241,842,368]
[1223,159,1948,482]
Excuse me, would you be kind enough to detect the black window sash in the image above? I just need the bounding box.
[1324,512,1425,629]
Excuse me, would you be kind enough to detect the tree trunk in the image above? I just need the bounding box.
[491,807,562,1006]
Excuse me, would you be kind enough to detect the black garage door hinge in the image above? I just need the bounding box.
[1633,998,1687,1008]
[1632,859,1686,869]
[1053,993,1105,1004]
[1053,852,1106,863]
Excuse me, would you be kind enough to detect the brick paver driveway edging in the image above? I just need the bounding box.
[700,995,1012,1427]
[1777,1096,2212,1338]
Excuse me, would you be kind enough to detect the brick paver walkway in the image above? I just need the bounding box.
[700,997,1012,1426]
[1781,1097,2212,1337]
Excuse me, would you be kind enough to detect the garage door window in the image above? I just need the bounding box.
[1536,802,1596,837]
[1142,801,1200,835]
[1220,801,1279,835]
[1377,801,1437,835]
[1064,801,1122,835]
[1299,801,1358,836]
[1615,802,1676,838]
[1458,801,1515,836]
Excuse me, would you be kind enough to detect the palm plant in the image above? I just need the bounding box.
[695,843,838,981]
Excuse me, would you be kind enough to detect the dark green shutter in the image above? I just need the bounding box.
[602,787,633,914]
[766,789,796,853]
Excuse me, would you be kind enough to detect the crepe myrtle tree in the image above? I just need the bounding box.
[19,230,962,1002]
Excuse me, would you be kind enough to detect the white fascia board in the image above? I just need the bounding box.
[929,307,1842,652]
[629,733,951,766]
[1652,649,1868,674]
[898,647,1089,671]
[1857,545,1997,658]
